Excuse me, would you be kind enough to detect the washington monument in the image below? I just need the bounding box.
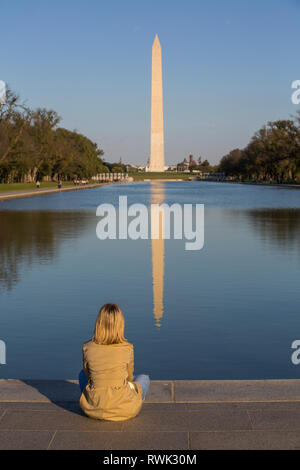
[148,35,165,172]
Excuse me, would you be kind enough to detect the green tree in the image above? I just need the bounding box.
[0,88,105,183]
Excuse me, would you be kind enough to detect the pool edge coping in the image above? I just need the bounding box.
[1,379,300,404]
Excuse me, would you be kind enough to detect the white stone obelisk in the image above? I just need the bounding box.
[148,35,165,172]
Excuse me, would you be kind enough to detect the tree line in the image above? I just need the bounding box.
[219,113,300,183]
[3,87,299,184]
[0,88,109,183]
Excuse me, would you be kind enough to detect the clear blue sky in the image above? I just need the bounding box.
[1,0,300,165]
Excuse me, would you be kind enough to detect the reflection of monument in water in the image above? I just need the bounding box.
[150,182,165,327]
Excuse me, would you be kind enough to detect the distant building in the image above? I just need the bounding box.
[177,155,198,172]
[126,164,137,172]
[177,158,190,172]
[127,164,147,172]
[166,165,177,172]
[189,154,196,167]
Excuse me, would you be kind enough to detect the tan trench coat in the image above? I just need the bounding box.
[79,340,143,421]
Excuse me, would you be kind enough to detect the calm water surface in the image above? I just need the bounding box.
[1,181,300,380]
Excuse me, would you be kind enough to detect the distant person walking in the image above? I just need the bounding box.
[36,180,40,189]
[58,180,62,189]
[79,303,150,421]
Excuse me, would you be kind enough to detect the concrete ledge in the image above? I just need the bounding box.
[0,183,107,201]
[2,380,300,449]
[0,380,80,403]
[1,379,300,404]
[174,379,300,403]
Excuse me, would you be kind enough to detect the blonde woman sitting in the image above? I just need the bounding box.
[79,303,150,421]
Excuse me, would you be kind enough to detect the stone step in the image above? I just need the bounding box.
[1,379,300,403]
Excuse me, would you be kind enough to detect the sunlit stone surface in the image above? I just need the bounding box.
[148,35,165,172]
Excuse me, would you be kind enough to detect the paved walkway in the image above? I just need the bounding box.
[0,183,107,201]
[1,379,300,449]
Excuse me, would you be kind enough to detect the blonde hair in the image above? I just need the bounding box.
[93,303,126,345]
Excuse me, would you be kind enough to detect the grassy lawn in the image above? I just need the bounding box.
[0,181,77,193]
[129,172,191,181]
